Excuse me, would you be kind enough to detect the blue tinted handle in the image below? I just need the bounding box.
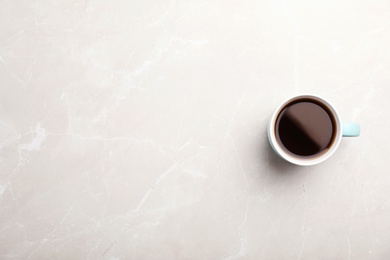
[342,123,360,137]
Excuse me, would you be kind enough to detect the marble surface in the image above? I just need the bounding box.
[1,0,390,259]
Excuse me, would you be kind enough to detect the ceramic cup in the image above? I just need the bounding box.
[267,94,360,166]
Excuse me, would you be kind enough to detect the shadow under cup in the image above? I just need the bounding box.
[268,95,343,166]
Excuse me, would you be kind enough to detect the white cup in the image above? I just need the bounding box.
[267,94,360,166]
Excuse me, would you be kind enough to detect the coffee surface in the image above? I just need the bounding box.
[275,100,335,157]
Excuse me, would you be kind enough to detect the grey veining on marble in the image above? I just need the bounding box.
[1,0,390,259]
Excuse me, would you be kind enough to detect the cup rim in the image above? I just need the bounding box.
[268,94,342,166]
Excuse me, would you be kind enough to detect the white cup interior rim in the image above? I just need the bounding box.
[268,94,343,166]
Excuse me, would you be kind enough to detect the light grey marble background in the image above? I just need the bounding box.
[1,0,390,259]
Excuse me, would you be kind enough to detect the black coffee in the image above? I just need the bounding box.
[275,99,336,158]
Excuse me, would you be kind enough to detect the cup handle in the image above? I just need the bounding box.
[342,123,360,137]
